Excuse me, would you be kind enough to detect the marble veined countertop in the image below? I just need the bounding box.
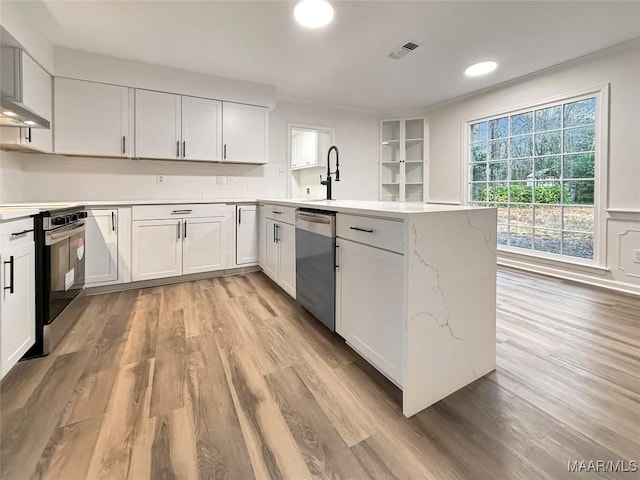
[259,198,491,218]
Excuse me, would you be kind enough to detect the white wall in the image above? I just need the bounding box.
[0,97,379,204]
[55,47,276,108]
[0,1,55,72]
[425,40,640,294]
[270,98,380,201]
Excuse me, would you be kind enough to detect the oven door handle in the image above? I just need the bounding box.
[45,223,86,245]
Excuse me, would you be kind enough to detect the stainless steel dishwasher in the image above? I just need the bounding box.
[295,209,336,331]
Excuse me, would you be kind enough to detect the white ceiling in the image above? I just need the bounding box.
[31,1,640,111]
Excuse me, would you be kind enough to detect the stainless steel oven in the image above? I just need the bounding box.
[46,220,86,323]
[26,206,88,357]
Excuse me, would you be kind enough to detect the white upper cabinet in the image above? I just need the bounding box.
[135,91,222,161]
[182,96,222,161]
[134,89,181,159]
[1,52,53,153]
[222,102,268,164]
[54,78,132,157]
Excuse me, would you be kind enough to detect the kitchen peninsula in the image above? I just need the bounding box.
[260,199,497,416]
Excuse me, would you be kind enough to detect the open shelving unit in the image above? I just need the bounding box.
[379,118,426,202]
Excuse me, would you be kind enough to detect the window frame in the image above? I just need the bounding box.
[461,85,609,267]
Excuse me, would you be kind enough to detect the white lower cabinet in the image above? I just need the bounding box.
[277,222,296,296]
[262,211,296,298]
[336,237,404,385]
[85,209,118,285]
[1,219,36,378]
[235,205,258,265]
[132,219,183,281]
[131,204,229,282]
[183,217,225,274]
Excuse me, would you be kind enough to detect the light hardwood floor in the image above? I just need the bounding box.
[1,269,638,479]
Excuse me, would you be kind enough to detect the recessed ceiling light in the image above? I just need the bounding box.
[293,0,334,28]
[465,61,498,77]
[2,111,17,117]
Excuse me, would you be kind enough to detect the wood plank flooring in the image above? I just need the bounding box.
[1,269,638,479]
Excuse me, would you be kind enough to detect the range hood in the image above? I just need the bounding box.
[1,28,50,129]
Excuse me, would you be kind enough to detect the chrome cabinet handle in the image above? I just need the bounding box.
[350,226,374,233]
[4,256,14,294]
[171,209,192,215]
[275,223,280,243]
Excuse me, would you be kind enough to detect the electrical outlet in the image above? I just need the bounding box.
[217,176,226,185]
[156,175,164,184]
[633,249,640,264]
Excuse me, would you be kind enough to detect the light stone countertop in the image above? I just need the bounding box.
[0,208,41,221]
[258,198,491,219]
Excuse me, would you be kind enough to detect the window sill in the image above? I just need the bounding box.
[497,247,609,277]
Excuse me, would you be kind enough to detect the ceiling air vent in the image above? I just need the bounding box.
[387,40,421,60]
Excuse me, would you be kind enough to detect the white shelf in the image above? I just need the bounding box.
[380,117,426,202]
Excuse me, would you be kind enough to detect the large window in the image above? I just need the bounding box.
[468,96,597,260]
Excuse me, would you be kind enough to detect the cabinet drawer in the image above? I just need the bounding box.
[264,205,296,225]
[132,203,228,220]
[1,218,35,251]
[337,214,404,254]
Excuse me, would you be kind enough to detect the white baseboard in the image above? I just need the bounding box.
[498,256,640,297]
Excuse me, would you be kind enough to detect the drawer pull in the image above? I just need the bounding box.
[272,211,283,215]
[350,226,374,233]
[171,209,193,215]
[11,229,33,237]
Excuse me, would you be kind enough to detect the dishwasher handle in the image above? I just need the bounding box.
[296,211,332,224]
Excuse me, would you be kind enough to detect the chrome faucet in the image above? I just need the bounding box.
[320,145,340,200]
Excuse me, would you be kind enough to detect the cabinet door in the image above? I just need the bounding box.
[135,89,181,159]
[336,238,403,384]
[182,216,227,274]
[1,243,36,378]
[258,206,267,269]
[222,102,268,164]
[236,205,258,265]
[277,221,296,298]
[54,78,130,157]
[182,96,222,161]
[132,219,182,281]
[19,52,52,152]
[263,219,279,281]
[85,209,118,285]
